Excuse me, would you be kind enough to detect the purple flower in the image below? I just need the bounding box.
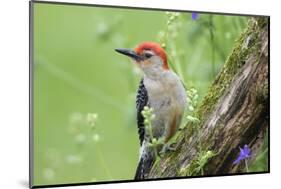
[192,12,199,20]
[233,145,251,164]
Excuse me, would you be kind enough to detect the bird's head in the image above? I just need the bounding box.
[115,42,169,77]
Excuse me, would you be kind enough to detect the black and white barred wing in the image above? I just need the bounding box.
[136,78,148,146]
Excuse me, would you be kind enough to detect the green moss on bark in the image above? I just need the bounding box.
[149,17,268,178]
[195,17,265,122]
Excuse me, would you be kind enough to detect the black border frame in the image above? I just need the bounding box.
[29,0,270,188]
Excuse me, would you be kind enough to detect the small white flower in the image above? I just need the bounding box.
[92,134,100,142]
[43,168,55,181]
[188,105,194,112]
[75,134,86,144]
[69,112,83,125]
[66,154,83,164]
[152,138,157,144]
[87,113,98,128]
[96,22,109,36]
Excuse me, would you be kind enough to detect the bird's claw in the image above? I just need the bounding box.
[159,143,177,157]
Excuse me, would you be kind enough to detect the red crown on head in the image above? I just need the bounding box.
[134,42,169,70]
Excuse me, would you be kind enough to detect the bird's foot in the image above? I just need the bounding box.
[159,142,177,157]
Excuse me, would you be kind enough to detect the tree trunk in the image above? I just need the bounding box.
[148,17,269,178]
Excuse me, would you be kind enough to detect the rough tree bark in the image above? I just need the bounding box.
[147,17,269,178]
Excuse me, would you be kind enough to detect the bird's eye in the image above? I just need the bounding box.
[144,53,152,59]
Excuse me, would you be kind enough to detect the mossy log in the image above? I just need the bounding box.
[147,17,269,178]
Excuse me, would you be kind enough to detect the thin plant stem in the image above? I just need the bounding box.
[96,144,113,179]
[259,148,268,157]
[147,123,158,158]
[87,127,113,180]
[162,14,185,84]
[38,55,126,113]
[170,42,185,82]
[245,159,249,172]
[208,15,216,77]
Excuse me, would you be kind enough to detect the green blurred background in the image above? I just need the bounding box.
[33,2,267,186]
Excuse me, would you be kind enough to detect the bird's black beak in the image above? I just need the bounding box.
[115,48,143,61]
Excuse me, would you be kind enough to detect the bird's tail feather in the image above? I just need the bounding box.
[134,146,155,180]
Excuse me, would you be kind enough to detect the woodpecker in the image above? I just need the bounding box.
[115,42,187,180]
